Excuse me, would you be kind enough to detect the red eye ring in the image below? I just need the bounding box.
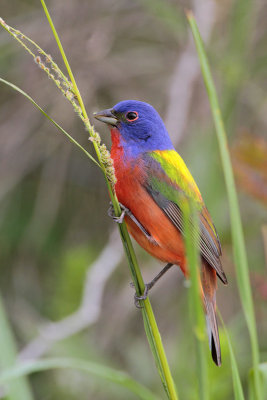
[126,111,139,122]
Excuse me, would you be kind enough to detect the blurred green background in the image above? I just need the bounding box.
[0,0,266,399]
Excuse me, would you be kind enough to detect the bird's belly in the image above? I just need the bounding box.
[116,177,186,273]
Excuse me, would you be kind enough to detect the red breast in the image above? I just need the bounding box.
[109,127,186,273]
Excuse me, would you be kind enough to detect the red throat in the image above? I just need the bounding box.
[110,127,121,147]
[110,127,124,164]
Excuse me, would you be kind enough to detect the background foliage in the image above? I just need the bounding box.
[0,0,266,399]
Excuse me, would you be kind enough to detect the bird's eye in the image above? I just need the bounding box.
[126,111,138,122]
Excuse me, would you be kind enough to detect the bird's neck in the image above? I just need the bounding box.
[110,128,146,199]
[110,127,143,180]
[110,127,124,163]
[110,126,174,166]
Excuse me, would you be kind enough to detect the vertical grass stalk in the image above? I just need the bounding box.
[0,76,177,399]
[187,12,262,400]
[218,311,245,400]
[38,1,178,398]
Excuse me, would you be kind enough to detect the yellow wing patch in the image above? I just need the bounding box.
[153,150,203,202]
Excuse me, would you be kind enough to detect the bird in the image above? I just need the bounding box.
[94,100,227,366]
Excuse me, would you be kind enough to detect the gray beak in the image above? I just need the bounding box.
[93,108,118,126]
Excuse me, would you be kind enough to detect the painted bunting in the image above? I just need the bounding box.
[94,100,227,366]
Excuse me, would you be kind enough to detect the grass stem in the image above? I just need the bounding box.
[187,11,262,400]
[39,1,178,398]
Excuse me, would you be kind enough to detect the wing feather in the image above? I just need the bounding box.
[143,152,227,284]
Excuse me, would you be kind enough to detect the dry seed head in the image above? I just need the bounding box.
[100,144,107,153]
[1,18,115,182]
[45,54,53,63]
[106,166,117,186]
[34,56,41,64]
[88,135,101,146]
[73,104,82,114]
[65,90,74,101]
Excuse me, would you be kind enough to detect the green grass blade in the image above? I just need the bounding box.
[0,295,33,400]
[39,0,106,175]
[39,0,87,121]
[141,301,178,399]
[0,78,100,168]
[0,77,178,400]
[117,223,179,400]
[0,357,160,400]
[183,201,209,400]
[1,6,179,396]
[218,312,245,400]
[38,2,179,398]
[187,11,262,400]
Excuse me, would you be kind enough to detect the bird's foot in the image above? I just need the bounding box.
[130,282,153,308]
[108,202,157,244]
[130,263,174,308]
[108,202,130,224]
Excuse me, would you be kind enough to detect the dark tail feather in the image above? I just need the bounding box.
[202,260,221,366]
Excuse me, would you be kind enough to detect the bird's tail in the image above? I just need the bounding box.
[201,259,221,366]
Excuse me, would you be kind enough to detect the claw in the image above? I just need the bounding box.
[108,202,129,224]
[135,284,149,301]
[134,296,144,308]
[132,284,151,308]
[108,202,157,244]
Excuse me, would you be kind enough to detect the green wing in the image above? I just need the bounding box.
[143,150,227,284]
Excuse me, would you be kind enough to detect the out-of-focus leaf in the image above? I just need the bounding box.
[250,225,267,302]
[262,225,267,266]
[0,358,160,400]
[0,295,34,400]
[232,134,267,207]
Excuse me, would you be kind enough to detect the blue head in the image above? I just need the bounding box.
[94,100,174,156]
